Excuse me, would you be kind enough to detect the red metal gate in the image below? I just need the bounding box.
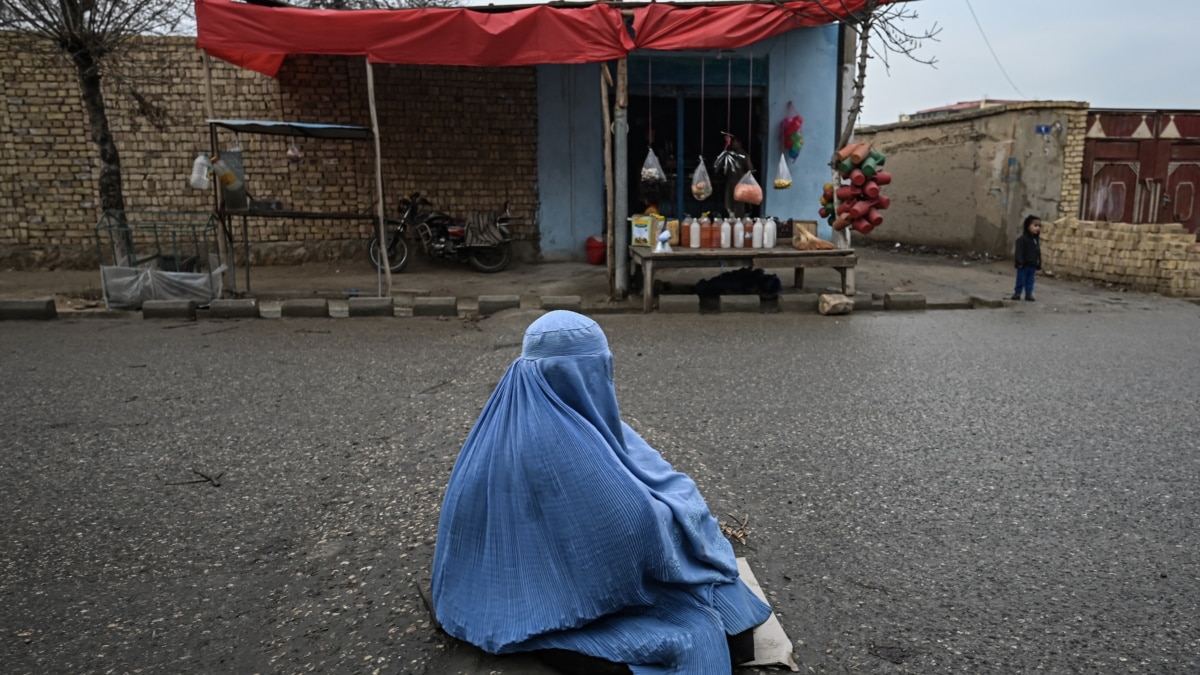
[1082,110,1200,234]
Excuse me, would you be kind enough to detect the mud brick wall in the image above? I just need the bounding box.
[0,32,539,268]
[1043,218,1200,297]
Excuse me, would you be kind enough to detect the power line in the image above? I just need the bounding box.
[963,0,1028,99]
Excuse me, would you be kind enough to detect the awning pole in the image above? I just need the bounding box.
[614,58,630,297]
[365,58,392,297]
[601,63,615,297]
[202,49,235,296]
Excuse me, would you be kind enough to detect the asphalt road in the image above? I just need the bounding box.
[2,301,1199,674]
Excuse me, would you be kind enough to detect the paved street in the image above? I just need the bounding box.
[2,300,1199,674]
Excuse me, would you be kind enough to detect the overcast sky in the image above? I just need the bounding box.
[860,0,1200,124]
[459,0,1197,124]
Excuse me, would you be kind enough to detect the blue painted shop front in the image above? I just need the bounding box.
[536,25,840,261]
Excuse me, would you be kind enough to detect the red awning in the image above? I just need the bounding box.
[196,0,876,76]
[631,0,882,51]
[195,0,633,75]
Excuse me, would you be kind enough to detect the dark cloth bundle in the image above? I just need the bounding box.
[693,267,782,298]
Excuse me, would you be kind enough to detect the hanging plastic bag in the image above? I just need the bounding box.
[780,101,803,162]
[691,157,713,200]
[641,148,667,184]
[733,171,764,205]
[286,140,304,165]
[773,154,793,190]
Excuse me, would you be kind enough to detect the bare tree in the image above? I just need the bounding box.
[0,0,190,263]
[803,0,941,164]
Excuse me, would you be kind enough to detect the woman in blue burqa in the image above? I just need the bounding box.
[432,310,771,673]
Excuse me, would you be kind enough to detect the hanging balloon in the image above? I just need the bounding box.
[780,101,804,163]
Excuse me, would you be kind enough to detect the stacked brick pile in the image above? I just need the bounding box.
[1043,217,1200,297]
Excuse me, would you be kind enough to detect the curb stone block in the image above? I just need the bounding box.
[969,296,1005,309]
[851,295,878,311]
[142,300,197,320]
[884,292,927,311]
[477,295,520,315]
[539,295,583,312]
[348,297,395,317]
[778,294,819,313]
[412,297,458,317]
[280,299,329,318]
[719,295,762,313]
[0,298,57,320]
[209,299,260,319]
[658,295,699,314]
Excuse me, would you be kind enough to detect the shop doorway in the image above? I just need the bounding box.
[626,56,767,221]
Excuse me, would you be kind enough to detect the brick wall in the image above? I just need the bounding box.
[1058,108,1088,221]
[1043,217,1200,297]
[0,32,539,269]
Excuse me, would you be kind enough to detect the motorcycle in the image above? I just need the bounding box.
[369,192,513,274]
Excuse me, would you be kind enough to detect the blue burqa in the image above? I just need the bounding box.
[432,311,771,674]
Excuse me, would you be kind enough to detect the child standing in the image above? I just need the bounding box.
[1012,215,1042,301]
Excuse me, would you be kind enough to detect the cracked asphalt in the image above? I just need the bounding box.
[2,298,1199,674]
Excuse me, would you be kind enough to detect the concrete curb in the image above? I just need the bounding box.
[720,295,764,313]
[0,288,1011,321]
[658,295,699,314]
[884,292,927,311]
[477,295,520,316]
[0,298,57,320]
[348,297,395,317]
[280,299,330,318]
[142,300,197,320]
[210,299,261,319]
[539,295,584,312]
[412,297,457,317]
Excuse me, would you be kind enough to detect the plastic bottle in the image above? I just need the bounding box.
[719,218,732,248]
[763,218,778,248]
[699,215,712,248]
[689,217,701,248]
[742,217,754,248]
[189,154,211,190]
[210,155,244,192]
[752,218,764,248]
[732,218,745,248]
[682,217,693,248]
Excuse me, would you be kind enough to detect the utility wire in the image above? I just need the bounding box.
[963,0,1027,99]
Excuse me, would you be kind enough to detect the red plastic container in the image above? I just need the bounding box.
[586,236,606,265]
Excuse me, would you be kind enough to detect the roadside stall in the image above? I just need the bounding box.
[194,0,885,305]
[203,119,384,296]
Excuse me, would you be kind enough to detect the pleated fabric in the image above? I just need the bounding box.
[431,311,771,673]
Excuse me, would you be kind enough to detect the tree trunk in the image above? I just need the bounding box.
[73,50,133,266]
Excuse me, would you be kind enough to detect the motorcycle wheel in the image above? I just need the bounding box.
[468,243,512,273]
[368,234,410,273]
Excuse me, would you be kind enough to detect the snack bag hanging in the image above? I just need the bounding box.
[641,148,667,184]
[773,154,793,190]
[780,101,804,162]
[691,157,713,200]
[733,171,764,205]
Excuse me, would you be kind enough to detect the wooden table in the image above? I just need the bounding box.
[629,246,858,313]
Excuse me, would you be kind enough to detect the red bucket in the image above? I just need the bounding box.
[586,236,606,265]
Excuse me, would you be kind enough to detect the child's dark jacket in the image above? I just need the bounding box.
[1014,232,1041,269]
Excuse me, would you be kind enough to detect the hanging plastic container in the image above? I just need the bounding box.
[188,154,211,190]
